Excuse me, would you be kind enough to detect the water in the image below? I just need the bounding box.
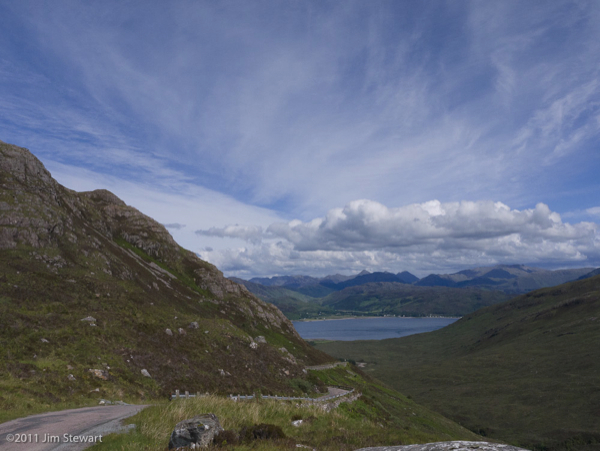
[292,316,458,341]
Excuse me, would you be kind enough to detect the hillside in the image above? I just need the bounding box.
[316,275,600,450]
[320,282,509,317]
[0,140,494,448]
[231,278,337,320]
[93,365,484,450]
[0,140,332,417]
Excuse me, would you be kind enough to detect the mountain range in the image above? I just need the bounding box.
[234,265,596,319]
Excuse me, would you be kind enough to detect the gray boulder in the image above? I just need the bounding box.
[168,414,223,449]
[355,441,529,451]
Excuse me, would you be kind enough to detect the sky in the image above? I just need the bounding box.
[1,0,599,279]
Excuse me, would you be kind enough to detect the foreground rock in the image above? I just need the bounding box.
[356,441,527,451]
[355,442,529,451]
[168,414,224,449]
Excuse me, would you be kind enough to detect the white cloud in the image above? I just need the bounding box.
[201,199,600,278]
[587,207,600,217]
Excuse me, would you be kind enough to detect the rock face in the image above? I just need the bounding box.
[355,442,529,451]
[168,414,224,449]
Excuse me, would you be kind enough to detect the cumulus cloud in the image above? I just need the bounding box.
[200,199,600,278]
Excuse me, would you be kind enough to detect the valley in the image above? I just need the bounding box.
[0,141,487,449]
[235,265,594,321]
[315,274,600,450]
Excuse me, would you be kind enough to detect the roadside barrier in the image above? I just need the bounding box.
[229,386,355,402]
[170,387,356,402]
[170,390,208,400]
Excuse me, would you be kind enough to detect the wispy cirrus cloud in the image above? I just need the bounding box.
[196,225,264,245]
[2,1,600,278]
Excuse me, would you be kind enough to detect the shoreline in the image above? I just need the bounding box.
[292,315,462,322]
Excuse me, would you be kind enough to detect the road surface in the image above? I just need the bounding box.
[0,405,148,450]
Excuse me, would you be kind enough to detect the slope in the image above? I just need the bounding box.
[316,275,600,450]
[0,140,331,419]
[231,278,336,320]
[320,282,509,317]
[0,140,492,447]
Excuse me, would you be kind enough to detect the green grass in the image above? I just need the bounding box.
[315,276,600,451]
[89,367,482,450]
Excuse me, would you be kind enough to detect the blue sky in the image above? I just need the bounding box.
[1,0,599,278]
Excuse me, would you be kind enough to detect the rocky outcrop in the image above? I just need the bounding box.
[0,139,300,335]
[168,414,223,449]
[355,442,529,451]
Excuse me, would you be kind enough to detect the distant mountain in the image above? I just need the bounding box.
[317,273,600,450]
[248,275,320,288]
[332,271,410,290]
[415,264,593,293]
[320,273,354,284]
[240,264,593,320]
[396,271,420,284]
[577,267,600,280]
[320,282,509,317]
[415,274,457,287]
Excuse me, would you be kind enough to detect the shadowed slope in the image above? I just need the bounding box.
[316,275,600,450]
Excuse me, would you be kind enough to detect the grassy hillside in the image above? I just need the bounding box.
[240,279,510,320]
[0,140,331,421]
[320,282,509,317]
[315,275,600,450]
[231,278,337,320]
[91,365,483,450]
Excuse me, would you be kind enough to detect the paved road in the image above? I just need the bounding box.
[0,405,148,451]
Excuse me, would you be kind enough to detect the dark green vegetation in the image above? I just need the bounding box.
[90,365,482,450]
[0,141,331,421]
[238,278,509,320]
[230,278,337,320]
[316,275,600,450]
[239,266,592,321]
[319,283,509,318]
